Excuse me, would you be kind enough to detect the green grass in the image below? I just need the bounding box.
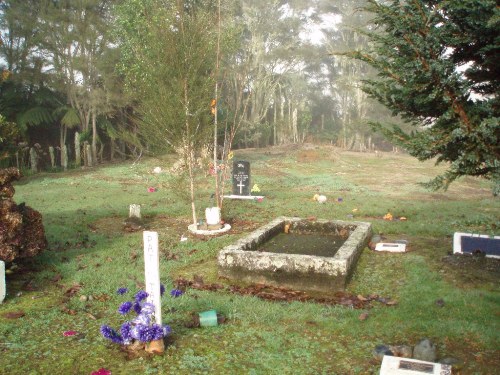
[1,147,499,374]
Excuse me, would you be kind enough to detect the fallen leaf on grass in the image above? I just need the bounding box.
[64,284,82,297]
[86,313,97,320]
[94,294,110,302]
[61,306,77,315]
[358,312,369,321]
[3,311,25,319]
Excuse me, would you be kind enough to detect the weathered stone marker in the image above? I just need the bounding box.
[232,160,250,196]
[143,231,162,325]
[0,261,5,303]
[129,204,141,219]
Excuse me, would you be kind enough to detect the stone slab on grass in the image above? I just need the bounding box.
[380,356,451,375]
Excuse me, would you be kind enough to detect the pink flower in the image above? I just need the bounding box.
[147,187,156,192]
[91,369,111,375]
[63,330,78,336]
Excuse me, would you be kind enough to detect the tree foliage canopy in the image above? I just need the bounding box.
[347,0,500,193]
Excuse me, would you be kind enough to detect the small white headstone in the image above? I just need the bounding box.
[205,207,221,225]
[129,204,141,219]
[375,243,407,253]
[143,231,162,325]
[0,261,6,303]
[380,356,451,375]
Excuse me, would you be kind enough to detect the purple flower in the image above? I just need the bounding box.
[133,312,151,326]
[133,302,142,315]
[120,322,133,343]
[160,284,165,296]
[170,289,184,298]
[163,325,172,337]
[100,325,123,344]
[116,287,128,295]
[140,302,155,315]
[118,301,133,315]
[151,324,165,340]
[135,325,151,342]
[134,290,148,303]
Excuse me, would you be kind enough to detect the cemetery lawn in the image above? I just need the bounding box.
[2,146,499,374]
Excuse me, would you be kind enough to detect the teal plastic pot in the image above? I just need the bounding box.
[198,310,218,327]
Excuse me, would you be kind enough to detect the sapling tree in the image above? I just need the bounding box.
[343,0,500,193]
[115,0,220,225]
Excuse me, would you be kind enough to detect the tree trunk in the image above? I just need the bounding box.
[75,132,81,166]
[92,109,97,164]
[61,144,68,171]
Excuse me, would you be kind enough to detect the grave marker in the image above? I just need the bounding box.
[143,231,162,325]
[0,261,5,303]
[380,356,451,375]
[375,243,407,253]
[232,160,251,196]
[129,204,141,219]
[453,232,500,258]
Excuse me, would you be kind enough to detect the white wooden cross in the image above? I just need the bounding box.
[143,231,162,325]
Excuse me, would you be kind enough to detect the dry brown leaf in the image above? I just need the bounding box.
[358,312,369,321]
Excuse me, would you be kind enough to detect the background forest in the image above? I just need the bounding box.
[0,0,398,173]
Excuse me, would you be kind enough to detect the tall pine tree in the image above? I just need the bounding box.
[345,0,499,193]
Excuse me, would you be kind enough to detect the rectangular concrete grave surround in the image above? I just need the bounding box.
[380,356,451,375]
[218,217,372,294]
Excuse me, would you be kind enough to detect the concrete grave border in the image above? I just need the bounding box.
[218,217,372,294]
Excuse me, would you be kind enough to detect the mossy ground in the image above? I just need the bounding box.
[1,146,498,374]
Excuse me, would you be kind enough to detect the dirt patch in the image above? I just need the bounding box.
[91,214,191,238]
[439,254,500,290]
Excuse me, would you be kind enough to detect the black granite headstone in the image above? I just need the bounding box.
[461,236,500,257]
[232,160,250,196]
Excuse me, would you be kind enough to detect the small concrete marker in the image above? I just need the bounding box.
[375,243,407,252]
[380,356,451,375]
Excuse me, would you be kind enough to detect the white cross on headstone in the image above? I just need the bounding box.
[143,231,162,325]
[237,181,245,194]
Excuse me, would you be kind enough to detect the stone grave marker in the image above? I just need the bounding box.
[0,261,5,303]
[380,356,451,375]
[129,204,141,219]
[232,160,250,196]
[143,231,162,325]
[453,232,500,258]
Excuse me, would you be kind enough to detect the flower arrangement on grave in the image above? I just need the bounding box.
[100,286,183,354]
